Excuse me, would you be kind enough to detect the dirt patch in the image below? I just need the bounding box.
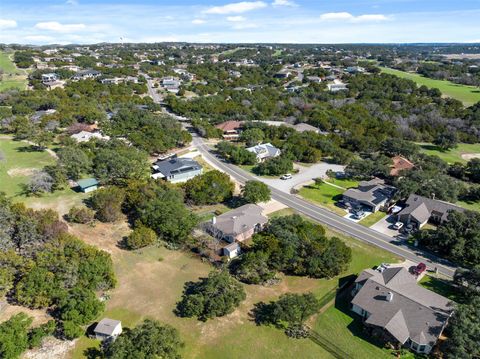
[0,302,51,327]
[24,337,76,359]
[461,153,480,160]
[7,167,38,177]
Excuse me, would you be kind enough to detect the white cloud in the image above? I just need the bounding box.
[34,21,86,32]
[319,12,389,23]
[192,19,206,24]
[272,0,297,7]
[227,16,246,22]
[203,1,267,15]
[0,19,17,29]
[65,0,79,5]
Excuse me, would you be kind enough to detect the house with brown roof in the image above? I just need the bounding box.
[351,266,453,354]
[215,120,244,140]
[390,156,415,176]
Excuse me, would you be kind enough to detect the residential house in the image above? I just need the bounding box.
[41,73,58,83]
[93,318,122,341]
[151,157,203,183]
[342,178,396,212]
[76,178,99,193]
[351,266,453,354]
[246,143,281,162]
[215,120,244,140]
[207,204,268,243]
[100,77,123,85]
[274,71,291,79]
[397,194,465,229]
[345,66,365,74]
[223,242,241,259]
[161,77,181,93]
[70,131,110,143]
[30,109,57,124]
[72,69,101,81]
[306,76,322,83]
[327,83,348,92]
[390,156,415,177]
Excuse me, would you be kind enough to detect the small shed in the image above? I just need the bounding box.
[93,318,122,341]
[223,242,241,259]
[77,178,99,193]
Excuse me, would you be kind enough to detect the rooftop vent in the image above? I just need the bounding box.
[386,292,394,302]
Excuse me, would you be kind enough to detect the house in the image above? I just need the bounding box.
[70,131,110,143]
[215,120,244,140]
[30,109,57,124]
[345,66,365,74]
[100,77,123,85]
[151,157,202,183]
[327,83,348,92]
[342,178,396,212]
[351,267,453,354]
[223,242,241,259]
[207,204,268,243]
[72,69,101,81]
[390,156,415,176]
[246,143,281,162]
[76,178,99,193]
[306,76,322,83]
[274,71,291,79]
[396,194,465,229]
[93,318,122,341]
[41,73,58,83]
[161,77,181,93]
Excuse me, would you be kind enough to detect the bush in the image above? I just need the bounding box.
[253,156,293,176]
[241,180,271,203]
[28,320,56,348]
[61,320,84,340]
[91,186,126,222]
[125,226,157,250]
[66,206,95,224]
[184,170,234,205]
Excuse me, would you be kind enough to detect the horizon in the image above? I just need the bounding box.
[1,0,480,45]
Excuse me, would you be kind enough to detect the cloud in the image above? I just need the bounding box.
[272,0,297,7]
[203,1,267,15]
[34,21,86,32]
[65,0,79,5]
[23,35,55,42]
[192,19,206,24]
[227,16,246,22]
[0,19,17,29]
[319,12,389,22]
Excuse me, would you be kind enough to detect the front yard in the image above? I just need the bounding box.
[298,181,346,215]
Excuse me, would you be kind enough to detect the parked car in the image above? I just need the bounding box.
[353,211,367,220]
[402,224,415,234]
[392,222,404,230]
[280,173,292,180]
[412,262,427,275]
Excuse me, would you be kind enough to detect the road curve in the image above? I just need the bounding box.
[192,134,457,278]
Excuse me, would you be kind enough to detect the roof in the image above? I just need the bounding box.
[94,318,121,336]
[343,178,396,207]
[293,123,319,133]
[224,242,240,252]
[77,178,99,189]
[212,204,268,237]
[352,267,453,347]
[215,120,243,132]
[398,194,465,224]
[246,143,281,158]
[153,157,202,177]
[390,156,415,176]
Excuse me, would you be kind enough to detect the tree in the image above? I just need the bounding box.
[61,320,84,340]
[434,131,458,151]
[443,296,480,359]
[254,156,293,176]
[0,313,32,359]
[184,170,234,205]
[241,180,271,203]
[66,206,95,224]
[467,158,480,183]
[125,225,157,250]
[27,171,54,195]
[240,128,265,147]
[57,146,92,179]
[176,270,246,321]
[231,251,275,284]
[31,129,54,150]
[57,287,104,325]
[91,186,126,222]
[28,320,56,349]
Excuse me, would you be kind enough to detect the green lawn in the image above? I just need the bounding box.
[419,275,460,302]
[456,199,480,212]
[324,177,359,189]
[299,182,346,215]
[0,51,28,91]
[417,142,480,164]
[359,211,387,227]
[380,67,480,106]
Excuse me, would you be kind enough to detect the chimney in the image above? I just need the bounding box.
[386,292,394,302]
[212,216,216,224]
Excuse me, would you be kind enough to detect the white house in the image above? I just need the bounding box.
[70,131,110,143]
[223,242,241,259]
[94,318,122,341]
[246,143,281,162]
[42,73,58,83]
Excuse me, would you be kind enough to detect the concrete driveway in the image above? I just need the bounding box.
[370,214,405,239]
[258,162,345,193]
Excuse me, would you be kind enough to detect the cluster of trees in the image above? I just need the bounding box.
[175,270,246,321]
[0,194,116,343]
[253,156,294,176]
[241,180,271,204]
[183,170,234,205]
[231,215,352,284]
[216,141,256,165]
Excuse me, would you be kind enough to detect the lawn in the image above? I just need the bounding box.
[380,67,480,106]
[456,199,480,212]
[68,208,400,359]
[0,51,28,91]
[298,182,346,215]
[417,142,480,164]
[358,211,387,227]
[419,274,460,303]
[324,177,359,189]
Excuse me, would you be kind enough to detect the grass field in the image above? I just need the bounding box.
[0,51,28,91]
[67,206,400,359]
[359,211,387,227]
[417,142,480,164]
[324,177,359,189]
[419,274,460,302]
[299,182,346,215]
[380,67,480,106]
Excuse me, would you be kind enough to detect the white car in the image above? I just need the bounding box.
[280,173,293,180]
[392,222,404,230]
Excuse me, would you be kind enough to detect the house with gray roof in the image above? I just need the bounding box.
[207,204,268,243]
[93,318,122,341]
[351,267,453,354]
[342,178,396,213]
[151,157,202,183]
[246,143,281,162]
[397,194,465,229]
[72,69,101,81]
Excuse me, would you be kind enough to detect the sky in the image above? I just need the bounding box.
[1,0,480,45]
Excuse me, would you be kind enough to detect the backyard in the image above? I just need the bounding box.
[417,142,480,164]
[380,67,480,106]
[0,51,28,91]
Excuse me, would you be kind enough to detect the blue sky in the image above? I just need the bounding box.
[1,0,479,44]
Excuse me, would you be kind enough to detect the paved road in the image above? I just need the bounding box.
[191,134,457,278]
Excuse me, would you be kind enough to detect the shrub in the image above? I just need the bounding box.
[125,226,157,250]
[66,206,95,224]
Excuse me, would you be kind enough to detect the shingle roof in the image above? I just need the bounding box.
[94,318,121,336]
[212,204,268,237]
[153,157,202,177]
[343,178,396,207]
[215,120,243,132]
[246,143,281,158]
[390,156,415,176]
[398,194,465,224]
[352,267,453,347]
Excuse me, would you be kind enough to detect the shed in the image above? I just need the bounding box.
[93,318,122,341]
[223,242,241,259]
[77,178,99,193]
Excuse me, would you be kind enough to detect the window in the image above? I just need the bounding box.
[419,345,426,352]
[411,342,418,350]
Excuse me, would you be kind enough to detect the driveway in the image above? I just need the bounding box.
[259,162,345,193]
[370,214,405,239]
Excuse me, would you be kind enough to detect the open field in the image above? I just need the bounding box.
[0,51,28,91]
[66,205,400,359]
[298,182,346,215]
[417,142,480,164]
[380,67,480,106]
